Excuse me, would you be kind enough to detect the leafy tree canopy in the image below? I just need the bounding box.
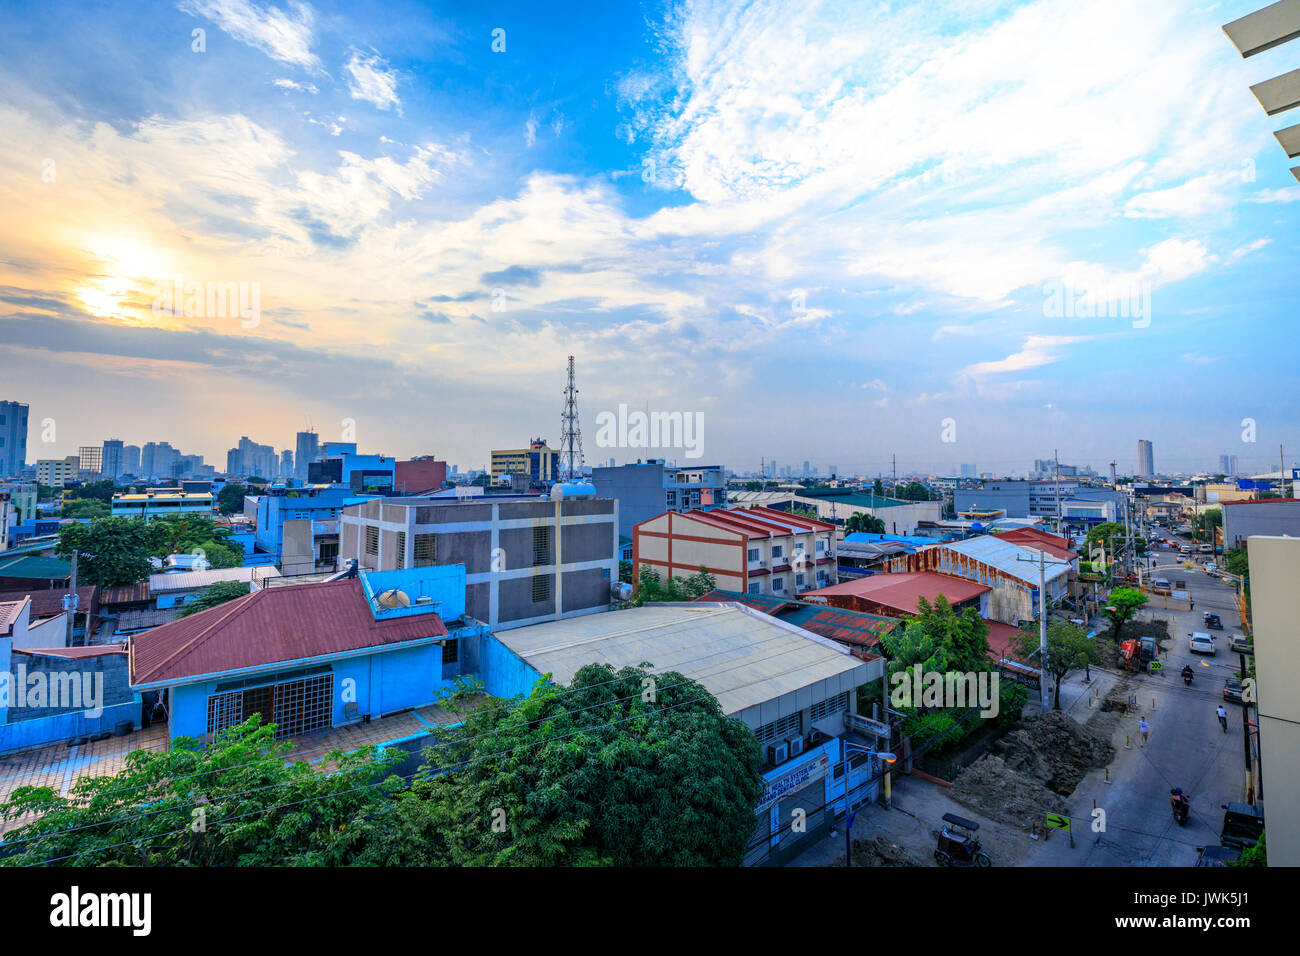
[177,581,252,617]
[637,565,717,603]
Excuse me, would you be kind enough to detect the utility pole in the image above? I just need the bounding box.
[1054,449,1061,535]
[64,550,78,647]
[1037,548,1048,709]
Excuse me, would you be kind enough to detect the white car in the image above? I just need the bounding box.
[1189,633,1216,655]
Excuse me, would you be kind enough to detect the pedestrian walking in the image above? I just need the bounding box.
[1217,705,1228,733]
[1189,599,1194,611]
[1139,717,1150,746]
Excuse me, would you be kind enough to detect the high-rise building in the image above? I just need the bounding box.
[141,441,180,478]
[959,463,977,477]
[226,436,277,479]
[122,444,141,476]
[1138,440,1154,478]
[102,439,124,478]
[1219,453,1239,477]
[295,430,320,480]
[0,400,29,477]
[78,445,103,476]
[281,449,295,478]
[36,455,79,487]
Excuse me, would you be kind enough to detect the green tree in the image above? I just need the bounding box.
[872,479,885,497]
[330,665,765,866]
[63,480,118,504]
[177,581,252,617]
[61,498,109,519]
[1012,621,1097,709]
[0,717,403,866]
[216,483,247,516]
[1225,547,1249,579]
[55,517,158,587]
[636,565,717,602]
[845,512,886,535]
[1103,587,1147,642]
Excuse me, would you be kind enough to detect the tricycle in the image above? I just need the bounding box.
[934,812,991,867]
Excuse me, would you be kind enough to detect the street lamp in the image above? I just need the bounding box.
[840,742,896,867]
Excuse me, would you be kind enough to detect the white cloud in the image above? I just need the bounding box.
[959,335,1090,381]
[179,0,320,71]
[344,49,401,112]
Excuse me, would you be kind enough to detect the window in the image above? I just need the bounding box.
[747,548,760,562]
[532,526,552,565]
[532,574,552,603]
[772,544,783,559]
[364,525,379,556]
[755,712,802,745]
[772,577,785,592]
[810,691,849,723]
[395,531,406,566]
[748,581,761,594]
[816,538,827,553]
[796,573,805,587]
[441,637,459,664]
[413,533,437,566]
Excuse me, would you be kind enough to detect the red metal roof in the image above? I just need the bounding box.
[0,585,98,620]
[996,528,1077,561]
[801,571,990,614]
[1220,497,1300,505]
[677,506,835,538]
[14,643,127,659]
[130,578,448,686]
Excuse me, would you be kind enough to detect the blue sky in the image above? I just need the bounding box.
[0,0,1296,478]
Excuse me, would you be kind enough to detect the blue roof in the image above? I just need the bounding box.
[843,532,932,546]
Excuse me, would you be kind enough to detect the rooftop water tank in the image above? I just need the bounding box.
[550,481,596,500]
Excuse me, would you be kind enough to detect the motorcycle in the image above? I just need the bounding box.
[1170,789,1190,826]
[1182,666,1194,686]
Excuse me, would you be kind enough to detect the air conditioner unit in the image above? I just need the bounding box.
[787,735,805,757]
[768,742,790,765]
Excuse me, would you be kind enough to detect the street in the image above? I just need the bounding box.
[1024,532,1251,865]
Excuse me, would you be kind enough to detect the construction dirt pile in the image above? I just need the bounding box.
[830,835,926,867]
[951,711,1115,829]
[950,755,1069,830]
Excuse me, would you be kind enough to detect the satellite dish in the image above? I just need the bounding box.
[376,588,411,609]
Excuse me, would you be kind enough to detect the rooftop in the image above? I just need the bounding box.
[936,535,1073,584]
[694,589,896,653]
[131,578,449,687]
[0,554,71,580]
[490,603,871,722]
[148,566,283,593]
[801,570,990,614]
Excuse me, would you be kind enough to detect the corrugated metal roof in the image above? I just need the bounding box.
[131,578,448,686]
[801,570,990,612]
[0,585,97,619]
[0,554,71,579]
[148,566,282,592]
[491,604,871,720]
[936,536,1072,584]
[14,644,127,659]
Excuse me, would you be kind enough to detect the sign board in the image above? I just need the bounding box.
[757,753,830,812]
[1045,813,1071,832]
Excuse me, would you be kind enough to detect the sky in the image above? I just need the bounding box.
[0,0,1297,479]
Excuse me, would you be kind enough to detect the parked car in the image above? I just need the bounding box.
[1205,613,1223,630]
[1229,635,1253,656]
[1223,677,1243,704]
[1220,803,1265,850]
[1189,632,1216,655]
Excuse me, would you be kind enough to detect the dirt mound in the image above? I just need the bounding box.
[830,835,925,867]
[988,710,1115,795]
[951,755,1069,829]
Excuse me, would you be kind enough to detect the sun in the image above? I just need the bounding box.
[74,235,170,322]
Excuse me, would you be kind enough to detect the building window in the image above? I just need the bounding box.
[395,531,406,566]
[532,574,552,603]
[755,712,802,745]
[796,573,805,587]
[747,548,760,562]
[532,526,552,565]
[772,577,785,592]
[413,533,436,566]
[810,691,849,723]
[772,544,783,559]
[442,637,459,664]
[364,525,379,556]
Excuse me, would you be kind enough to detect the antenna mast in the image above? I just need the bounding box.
[560,355,584,481]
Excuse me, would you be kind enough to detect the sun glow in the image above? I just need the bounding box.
[75,235,170,322]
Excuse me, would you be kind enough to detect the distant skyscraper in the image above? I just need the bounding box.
[281,449,294,478]
[802,460,810,475]
[1219,453,1239,477]
[122,444,141,476]
[141,441,179,478]
[1138,440,1154,478]
[102,439,124,478]
[77,445,103,475]
[295,430,320,480]
[960,463,977,478]
[0,400,29,477]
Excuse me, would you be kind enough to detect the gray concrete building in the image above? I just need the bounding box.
[340,492,619,630]
[0,402,28,479]
[590,459,727,538]
[1222,497,1300,549]
[953,480,1123,523]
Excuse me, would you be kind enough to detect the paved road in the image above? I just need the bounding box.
[1025,532,1251,866]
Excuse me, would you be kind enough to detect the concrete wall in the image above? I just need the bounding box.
[592,462,665,538]
[1224,500,1300,549]
[1246,535,1300,866]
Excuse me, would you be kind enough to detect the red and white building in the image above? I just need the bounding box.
[633,506,838,597]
